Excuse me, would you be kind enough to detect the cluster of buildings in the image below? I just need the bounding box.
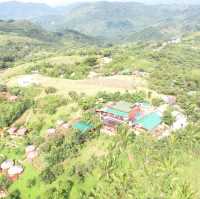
[96,101,163,136]
[7,127,28,137]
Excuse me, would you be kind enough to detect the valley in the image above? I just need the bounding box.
[0,1,200,199]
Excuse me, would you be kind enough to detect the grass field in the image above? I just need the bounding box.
[7,74,147,95]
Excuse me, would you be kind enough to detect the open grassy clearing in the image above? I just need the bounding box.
[7,74,147,95]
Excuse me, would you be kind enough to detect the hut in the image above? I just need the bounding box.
[7,127,17,135]
[7,165,23,181]
[26,145,38,161]
[47,128,56,136]
[162,95,176,105]
[72,121,94,134]
[0,160,14,172]
[16,128,28,136]
[8,96,18,102]
[62,123,70,129]
[25,145,36,154]
[27,151,38,161]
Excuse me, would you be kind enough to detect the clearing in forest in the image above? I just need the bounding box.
[7,74,147,95]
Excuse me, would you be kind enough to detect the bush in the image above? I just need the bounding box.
[45,87,57,94]
[40,168,56,184]
[36,95,68,114]
[152,98,163,106]
[163,109,175,126]
[26,178,36,188]
[84,57,98,66]
[0,84,7,92]
[0,99,31,128]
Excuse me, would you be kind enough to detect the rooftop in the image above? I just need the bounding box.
[72,121,93,133]
[135,112,162,131]
[111,101,134,113]
[104,107,129,118]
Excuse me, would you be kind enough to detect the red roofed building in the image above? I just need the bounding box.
[129,106,141,120]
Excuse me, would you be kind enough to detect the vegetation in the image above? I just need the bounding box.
[0,4,200,198]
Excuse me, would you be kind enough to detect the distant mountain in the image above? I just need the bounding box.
[35,2,200,41]
[0,1,200,42]
[36,2,183,40]
[0,1,55,19]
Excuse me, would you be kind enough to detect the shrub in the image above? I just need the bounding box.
[44,87,57,94]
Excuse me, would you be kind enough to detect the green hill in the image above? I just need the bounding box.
[0,20,56,42]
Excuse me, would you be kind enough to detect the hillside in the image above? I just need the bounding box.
[0,20,56,42]
[35,2,200,41]
[0,19,99,45]
[0,32,200,198]
[0,2,200,199]
[0,20,99,71]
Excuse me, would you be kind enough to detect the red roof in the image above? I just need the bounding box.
[129,106,141,120]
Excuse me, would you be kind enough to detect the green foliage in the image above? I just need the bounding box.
[26,178,36,188]
[84,57,98,66]
[40,167,56,184]
[36,95,68,114]
[7,190,21,199]
[0,84,7,92]
[151,97,163,107]
[163,108,175,126]
[0,99,31,127]
[0,175,11,189]
[44,87,57,94]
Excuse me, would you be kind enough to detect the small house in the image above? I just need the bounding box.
[8,96,18,102]
[16,128,28,136]
[62,123,70,129]
[7,165,23,181]
[162,95,176,105]
[27,151,38,161]
[26,145,38,161]
[7,127,18,135]
[47,128,56,136]
[72,121,94,133]
[25,145,36,154]
[0,160,14,172]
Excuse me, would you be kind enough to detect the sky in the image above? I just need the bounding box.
[0,0,197,6]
